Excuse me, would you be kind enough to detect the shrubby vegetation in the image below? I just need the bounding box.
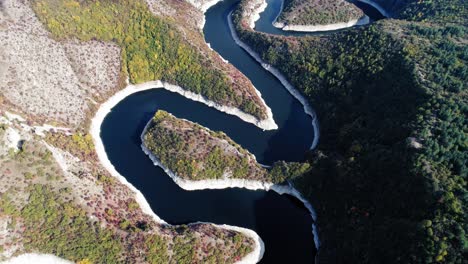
[32,0,266,119]
[233,0,466,262]
[45,132,96,160]
[145,234,169,263]
[0,134,256,263]
[2,185,124,263]
[165,225,253,264]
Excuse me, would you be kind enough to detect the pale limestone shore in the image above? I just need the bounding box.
[248,0,268,29]
[271,0,369,32]
[272,184,320,249]
[90,0,327,262]
[0,254,72,264]
[275,15,370,32]
[229,4,322,251]
[141,119,274,191]
[90,80,266,263]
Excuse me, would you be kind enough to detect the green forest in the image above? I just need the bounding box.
[31,0,266,119]
[234,0,467,262]
[372,0,466,23]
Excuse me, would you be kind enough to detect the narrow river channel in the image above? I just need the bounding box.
[100,0,384,262]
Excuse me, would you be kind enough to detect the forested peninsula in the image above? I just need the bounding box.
[143,110,309,186]
[233,0,467,262]
[274,0,365,29]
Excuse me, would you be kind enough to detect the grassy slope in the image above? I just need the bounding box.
[234,0,467,262]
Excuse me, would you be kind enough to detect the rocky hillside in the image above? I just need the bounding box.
[0,115,255,263]
[0,0,270,128]
[0,0,268,262]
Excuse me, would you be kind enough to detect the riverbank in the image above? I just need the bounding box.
[229,10,320,149]
[275,15,369,32]
[90,80,266,263]
[229,1,322,253]
[196,223,265,264]
[272,183,320,249]
[0,254,73,264]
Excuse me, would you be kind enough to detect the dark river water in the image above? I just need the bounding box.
[101,0,384,263]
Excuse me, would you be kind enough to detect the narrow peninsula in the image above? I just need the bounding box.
[142,110,310,188]
[274,0,369,32]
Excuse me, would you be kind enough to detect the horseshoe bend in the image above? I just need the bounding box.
[0,0,466,263]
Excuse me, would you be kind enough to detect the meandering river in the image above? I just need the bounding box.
[100,0,384,262]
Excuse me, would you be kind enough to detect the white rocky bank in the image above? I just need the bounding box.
[275,16,370,32]
[141,120,275,191]
[0,254,72,264]
[185,0,321,250]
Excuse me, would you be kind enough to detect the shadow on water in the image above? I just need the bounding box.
[263,103,311,162]
[254,192,316,263]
